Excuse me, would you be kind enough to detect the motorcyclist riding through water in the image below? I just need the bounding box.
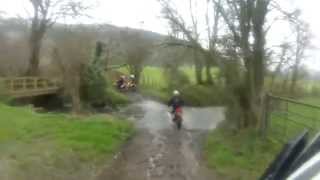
[127,74,137,90]
[168,90,184,130]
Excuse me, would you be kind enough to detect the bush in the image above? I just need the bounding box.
[82,47,107,106]
[180,85,226,106]
[105,87,130,107]
[140,87,171,103]
[163,67,190,90]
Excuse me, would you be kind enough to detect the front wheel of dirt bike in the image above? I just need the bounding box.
[174,116,182,130]
[177,120,182,130]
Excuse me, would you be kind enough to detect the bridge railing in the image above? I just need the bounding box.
[0,77,61,97]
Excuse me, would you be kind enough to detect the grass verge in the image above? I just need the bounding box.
[205,128,282,180]
[0,103,134,179]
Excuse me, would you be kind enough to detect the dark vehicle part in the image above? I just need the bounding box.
[260,130,309,180]
[289,132,320,173]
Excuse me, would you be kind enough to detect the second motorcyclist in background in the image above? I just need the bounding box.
[127,74,137,90]
[116,75,126,90]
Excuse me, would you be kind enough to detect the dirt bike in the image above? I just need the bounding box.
[115,82,137,92]
[172,107,183,130]
[125,82,137,92]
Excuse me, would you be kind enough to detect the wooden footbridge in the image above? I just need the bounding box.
[0,77,61,98]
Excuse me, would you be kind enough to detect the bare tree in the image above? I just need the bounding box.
[0,18,29,76]
[289,21,312,95]
[205,0,221,84]
[120,30,151,84]
[51,27,94,113]
[160,0,208,84]
[26,0,89,75]
[209,0,271,128]
[270,42,292,89]
[159,0,272,128]
[160,0,225,85]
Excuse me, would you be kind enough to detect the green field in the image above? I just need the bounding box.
[118,66,219,87]
[0,103,133,179]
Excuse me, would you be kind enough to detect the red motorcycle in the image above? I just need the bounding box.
[172,107,183,130]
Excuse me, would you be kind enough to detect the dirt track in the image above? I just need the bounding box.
[97,99,225,180]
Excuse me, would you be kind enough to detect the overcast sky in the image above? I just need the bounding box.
[1,0,320,70]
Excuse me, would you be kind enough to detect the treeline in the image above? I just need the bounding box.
[158,0,315,131]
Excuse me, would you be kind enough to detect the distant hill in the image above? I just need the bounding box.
[0,17,165,41]
[0,17,194,76]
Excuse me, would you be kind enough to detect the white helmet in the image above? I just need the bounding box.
[130,74,135,79]
[173,90,180,96]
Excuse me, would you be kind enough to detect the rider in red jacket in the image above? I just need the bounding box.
[168,90,184,114]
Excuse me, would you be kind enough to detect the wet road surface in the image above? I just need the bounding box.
[97,99,225,180]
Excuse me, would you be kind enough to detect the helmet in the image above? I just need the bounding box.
[130,74,135,79]
[173,90,180,96]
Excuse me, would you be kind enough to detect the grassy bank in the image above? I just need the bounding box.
[205,129,282,180]
[0,103,133,179]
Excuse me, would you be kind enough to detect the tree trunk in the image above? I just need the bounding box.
[27,38,41,75]
[193,49,203,84]
[270,63,282,90]
[26,19,46,76]
[205,58,213,84]
[282,72,289,91]
[129,63,143,85]
[242,0,268,128]
[290,65,299,95]
[290,25,303,95]
[71,76,81,114]
[271,44,289,90]
[134,66,142,85]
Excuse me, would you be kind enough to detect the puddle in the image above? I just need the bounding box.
[126,100,225,131]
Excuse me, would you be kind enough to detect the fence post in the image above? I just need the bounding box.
[284,101,289,140]
[261,94,270,138]
[33,78,37,89]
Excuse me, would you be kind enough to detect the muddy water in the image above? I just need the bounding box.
[97,99,225,180]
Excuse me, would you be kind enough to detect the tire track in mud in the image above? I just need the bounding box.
[97,99,224,180]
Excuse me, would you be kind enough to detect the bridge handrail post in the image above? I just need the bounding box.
[33,77,37,90]
[10,79,14,91]
[22,78,26,91]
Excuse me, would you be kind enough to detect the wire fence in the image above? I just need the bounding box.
[264,95,320,143]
